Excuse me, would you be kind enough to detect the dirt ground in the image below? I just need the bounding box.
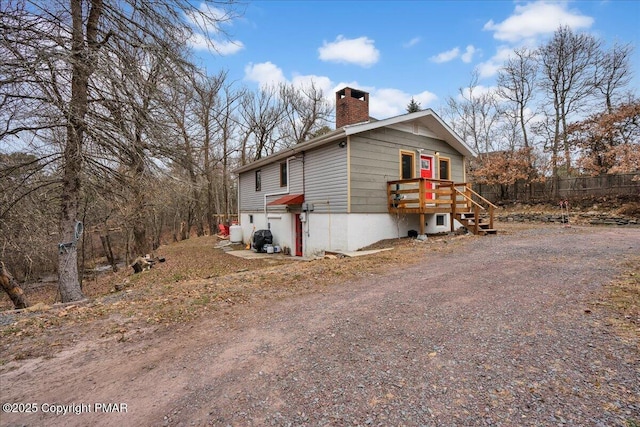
[1,223,639,426]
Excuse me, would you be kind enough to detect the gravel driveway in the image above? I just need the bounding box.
[1,226,639,426]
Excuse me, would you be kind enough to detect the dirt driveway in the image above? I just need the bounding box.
[1,226,639,426]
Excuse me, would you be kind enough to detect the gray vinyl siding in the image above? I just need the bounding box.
[304,142,348,213]
[239,161,286,211]
[239,125,464,215]
[238,147,342,212]
[238,170,256,211]
[289,158,304,194]
[349,127,464,214]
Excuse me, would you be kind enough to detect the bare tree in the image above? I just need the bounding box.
[0,152,59,281]
[279,81,332,145]
[538,26,600,183]
[497,48,538,151]
[594,42,634,114]
[95,43,173,257]
[239,87,286,161]
[209,81,245,228]
[496,47,540,192]
[1,261,29,309]
[0,0,239,302]
[446,71,501,154]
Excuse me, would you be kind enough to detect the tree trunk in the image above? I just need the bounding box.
[57,0,103,303]
[59,117,85,301]
[1,262,29,309]
[100,234,118,272]
[132,219,148,256]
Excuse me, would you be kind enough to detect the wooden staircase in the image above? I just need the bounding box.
[455,211,497,235]
[386,179,497,236]
[452,184,498,236]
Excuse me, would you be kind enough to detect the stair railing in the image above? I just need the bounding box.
[453,184,497,231]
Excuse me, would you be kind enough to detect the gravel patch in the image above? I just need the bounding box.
[1,226,638,427]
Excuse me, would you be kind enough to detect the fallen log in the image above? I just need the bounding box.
[130,255,165,273]
[1,261,29,309]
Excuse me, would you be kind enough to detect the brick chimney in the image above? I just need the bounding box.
[335,87,369,128]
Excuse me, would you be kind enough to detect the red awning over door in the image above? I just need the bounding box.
[267,194,305,206]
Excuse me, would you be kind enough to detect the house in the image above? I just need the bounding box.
[234,87,495,257]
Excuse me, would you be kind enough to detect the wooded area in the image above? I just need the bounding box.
[1,2,638,307]
[0,1,333,304]
[444,28,638,199]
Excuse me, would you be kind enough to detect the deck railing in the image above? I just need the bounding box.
[387,178,456,214]
[387,178,497,234]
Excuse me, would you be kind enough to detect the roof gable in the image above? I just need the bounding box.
[343,109,476,158]
[233,109,475,174]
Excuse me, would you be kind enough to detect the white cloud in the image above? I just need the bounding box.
[186,3,234,32]
[431,45,478,65]
[371,88,411,118]
[483,1,594,43]
[189,33,209,51]
[414,90,438,108]
[403,37,421,48]
[318,35,380,67]
[476,61,502,79]
[244,65,334,97]
[213,39,244,55]
[475,45,517,79]
[461,45,477,63]
[291,74,334,96]
[370,88,438,118]
[189,33,244,55]
[244,62,286,88]
[430,47,460,63]
[458,84,497,101]
[243,69,438,119]
[185,2,243,55]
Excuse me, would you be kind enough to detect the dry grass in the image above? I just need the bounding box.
[599,256,640,342]
[0,232,473,363]
[1,222,637,364]
[617,202,640,217]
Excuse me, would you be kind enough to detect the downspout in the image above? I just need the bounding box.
[263,155,296,222]
[237,175,241,224]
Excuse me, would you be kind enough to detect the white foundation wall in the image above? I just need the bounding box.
[345,213,421,251]
[239,213,295,251]
[303,213,421,256]
[239,212,463,257]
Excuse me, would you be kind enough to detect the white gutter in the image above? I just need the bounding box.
[234,130,345,174]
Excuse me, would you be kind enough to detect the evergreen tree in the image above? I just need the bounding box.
[406,97,421,113]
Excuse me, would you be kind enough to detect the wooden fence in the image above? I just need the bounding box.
[475,173,640,202]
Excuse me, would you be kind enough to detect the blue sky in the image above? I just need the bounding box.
[191,0,640,119]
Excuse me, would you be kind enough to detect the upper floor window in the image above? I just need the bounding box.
[280,162,287,187]
[400,151,415,179]
[439,157,450,180]
[255,170,261,191]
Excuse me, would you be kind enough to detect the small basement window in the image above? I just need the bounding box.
[436,214,446,226]
[249,214,254,224]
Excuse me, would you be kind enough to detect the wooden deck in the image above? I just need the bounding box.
[387,178,497,236]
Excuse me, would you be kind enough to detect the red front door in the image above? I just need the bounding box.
[295,214,303,257]
[420,154,434,200]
